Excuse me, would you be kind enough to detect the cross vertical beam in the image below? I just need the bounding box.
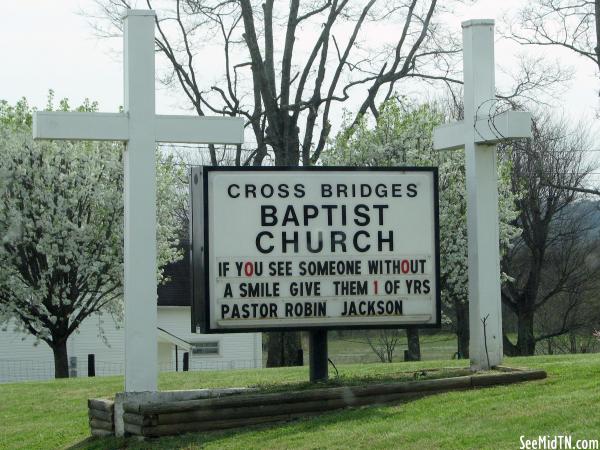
[123,10,158,392]
[462,19,503,369]
[433,20,531,370]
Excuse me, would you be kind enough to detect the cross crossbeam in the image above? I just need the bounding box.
[433,110,531,151]
[33,111,244,144]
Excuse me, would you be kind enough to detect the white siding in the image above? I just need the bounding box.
[158,342,173,371]
[0,307,262,383]
[158,307,263,371]
[0,313,124,381]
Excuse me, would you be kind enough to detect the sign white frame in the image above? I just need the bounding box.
[191,166,441,333]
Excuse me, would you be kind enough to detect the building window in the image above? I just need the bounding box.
[191,341,219,355]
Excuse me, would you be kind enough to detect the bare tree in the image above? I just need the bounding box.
[367,330,403,363]
[535,259,600,354]
[92,0,461,166]
[508,0,599,79]
[506,1,600,196]
[501,114,599,355]
[405,327,421,361]
[91,0,462,366]
[364,327,421,362]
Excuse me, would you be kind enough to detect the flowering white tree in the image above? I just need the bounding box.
[324,98,520,358]
[0,97,185,378]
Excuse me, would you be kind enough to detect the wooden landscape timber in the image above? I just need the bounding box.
[92,367,546,438]
[87,398,115,437]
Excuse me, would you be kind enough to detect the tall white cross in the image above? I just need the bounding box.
[33,10,243,392]
[433,19,531,370]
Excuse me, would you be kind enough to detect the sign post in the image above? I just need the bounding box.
[191,166,441,380]
[309,330,328,382]
[33,9,244,393]
[433,19,532,369]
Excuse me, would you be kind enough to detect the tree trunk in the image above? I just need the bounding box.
[569,333,578,354]
[264,131,303,367]
[405,327,421,361]
[595,0,600,75]
[516,308,536,355]
[266,332,302,367]
[503,333,519,356]
[454,299,469,359]
[51,339,69,379]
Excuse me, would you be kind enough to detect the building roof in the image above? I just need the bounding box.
[157,240,191,307]
[158,327,191,350]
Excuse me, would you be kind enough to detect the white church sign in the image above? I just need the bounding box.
[191,167,441,332]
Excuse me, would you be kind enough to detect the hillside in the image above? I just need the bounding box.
[1,354,598,449]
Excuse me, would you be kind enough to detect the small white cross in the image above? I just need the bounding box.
[33,10,243,392]
[433,19,532,370]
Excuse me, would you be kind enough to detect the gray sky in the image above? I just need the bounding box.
[1,1,598,131]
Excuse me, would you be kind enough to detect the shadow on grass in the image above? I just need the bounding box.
[67,403,405,450]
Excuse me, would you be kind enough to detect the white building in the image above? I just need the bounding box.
[0,248,263,383]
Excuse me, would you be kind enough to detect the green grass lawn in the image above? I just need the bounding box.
[0,354,598,449]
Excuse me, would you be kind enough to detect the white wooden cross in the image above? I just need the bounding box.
[433,19,531,370]
[33,9,243,392]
